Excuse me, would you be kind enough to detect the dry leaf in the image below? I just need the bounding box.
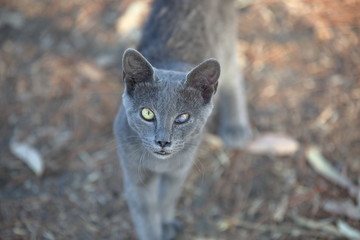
[306,146,358,197]
[217,218,238,231]
[245,133,299,156]
[203,133,224,151]
[337,220,360,239]
[77,62,104,82]
[116,1,149,36]
[10,141,44,176]
[273,196,289,222]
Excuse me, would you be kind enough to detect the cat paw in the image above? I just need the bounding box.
[162,220,183,240]
[219,124,253,149]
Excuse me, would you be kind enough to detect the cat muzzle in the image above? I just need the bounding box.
[154,150,171,156]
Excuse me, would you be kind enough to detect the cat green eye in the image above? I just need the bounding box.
[141,108,155,121]
[175,113,190,124]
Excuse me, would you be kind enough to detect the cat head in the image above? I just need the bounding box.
[121,48,220,158]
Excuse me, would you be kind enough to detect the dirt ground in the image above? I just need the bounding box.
[1,0,359,239]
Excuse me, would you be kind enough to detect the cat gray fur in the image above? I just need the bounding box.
[114,0,252,239]
[138,0,251,145]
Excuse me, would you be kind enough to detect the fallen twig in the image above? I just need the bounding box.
[323,199,360,220]
[290,212,341,236]
[306,146,359,198]
[217,217,341,238]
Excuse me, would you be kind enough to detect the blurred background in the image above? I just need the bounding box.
[0,0,359,239]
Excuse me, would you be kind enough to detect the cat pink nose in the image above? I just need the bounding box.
[156,140,171,148]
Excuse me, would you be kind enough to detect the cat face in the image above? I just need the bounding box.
[121,49,220,158]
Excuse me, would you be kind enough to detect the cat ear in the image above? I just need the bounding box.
[186,59,220,103]
[122,48,154,95]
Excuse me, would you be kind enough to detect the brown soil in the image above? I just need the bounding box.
[1,0,359,239]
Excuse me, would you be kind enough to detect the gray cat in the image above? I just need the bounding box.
[114,0,252,239]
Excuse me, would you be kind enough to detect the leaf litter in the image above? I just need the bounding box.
[10,141,44,176]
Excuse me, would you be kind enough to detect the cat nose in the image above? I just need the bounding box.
[156,140,171,148]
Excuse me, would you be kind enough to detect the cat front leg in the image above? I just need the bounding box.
[123,172,162,240]
[159,171,189,240]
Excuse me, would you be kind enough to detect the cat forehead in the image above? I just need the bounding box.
[130,79,203,111]
[153,68,186,83]
[132,68,187,98]
[133,83,201,106]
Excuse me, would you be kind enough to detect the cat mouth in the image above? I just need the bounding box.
[154,150,171,156]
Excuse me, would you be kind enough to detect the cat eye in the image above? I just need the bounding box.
[175,113,190,124]
[141,108,155,121]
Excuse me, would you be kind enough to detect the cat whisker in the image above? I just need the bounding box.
[137,151,144,184]
[193,158,205,183]
[101,139,140,153]
[101,138,116,147]
[100,139,120,153]
[183,142,199,149]
[123,136,140,140]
